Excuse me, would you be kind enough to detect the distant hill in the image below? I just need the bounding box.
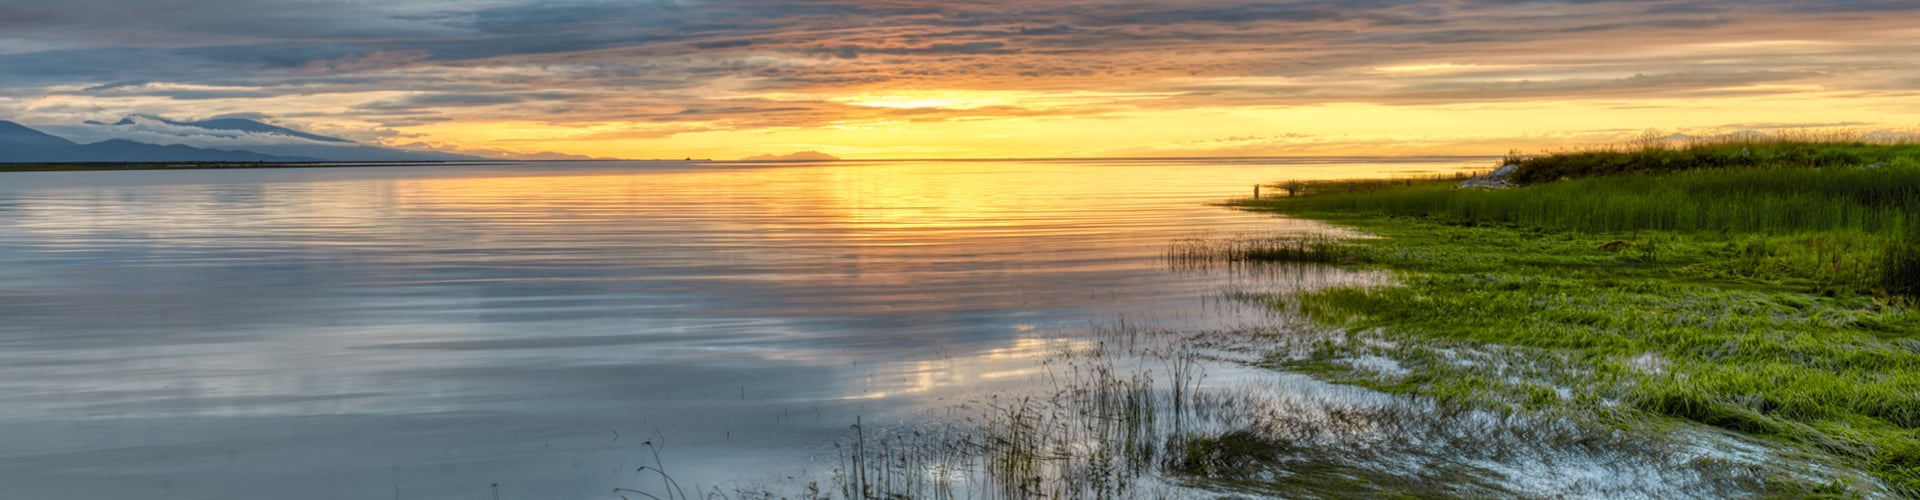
[236,143,482,163]
[0,120,78,148]
[742,151,840,161]
[100,115,486,162]
[62,139,310,163]
[0,120,312,163]
[6,115,492,163]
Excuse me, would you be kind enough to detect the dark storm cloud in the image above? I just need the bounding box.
[0,47,200,85]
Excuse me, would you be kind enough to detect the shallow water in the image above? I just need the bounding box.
[0,158,1486,499]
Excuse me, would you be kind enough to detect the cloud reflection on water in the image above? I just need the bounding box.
[0,158,1474,499]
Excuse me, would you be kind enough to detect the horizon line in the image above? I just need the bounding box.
[550,154,1509,163]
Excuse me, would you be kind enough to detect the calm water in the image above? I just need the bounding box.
[0,158,1484,499]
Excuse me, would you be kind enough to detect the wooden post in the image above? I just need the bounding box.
[1254,184,1260,199]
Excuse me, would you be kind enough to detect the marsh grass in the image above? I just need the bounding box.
[622,259,1835,498]
[1884,219,1920,303]
[1167,235,1368,270]
[1260,171,1482,199]
[772,138,1920,498]
[1271,270,1916,494]
[1270,166,1919,237]
[1505,129,1920,184]
[1247,139,1920,299]
[1235,138,1920,494]
[818,339,1199,500]
[832,418,971,500]
[782,320,1789,499]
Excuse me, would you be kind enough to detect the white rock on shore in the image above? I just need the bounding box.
[1459,163,1519,189]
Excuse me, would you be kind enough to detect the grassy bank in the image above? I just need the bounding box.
[1237,137,1920,495]
[1506,131,1920,184]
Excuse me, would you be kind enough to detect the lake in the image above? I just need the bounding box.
[0,158,1487,499]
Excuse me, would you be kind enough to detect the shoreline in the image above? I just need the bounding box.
[1227,208,1899,494]
[1228,140,1920,495]
[0,156,1507,173]
[0,161,513,173]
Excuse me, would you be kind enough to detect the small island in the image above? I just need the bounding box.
[741,151,841,161]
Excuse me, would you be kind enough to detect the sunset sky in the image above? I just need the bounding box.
[2,0,1917,160]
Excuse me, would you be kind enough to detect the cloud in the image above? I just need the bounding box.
[82,82,281,100]
[40,114,346,148]
[806,41,1014,59]
[355,93,528,112]
[82,80,152,92]
[387,141,615,161]
[0,0,1916,156]
[1713,121,1875,131]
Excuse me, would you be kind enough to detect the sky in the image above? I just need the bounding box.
[2,0,1918,160]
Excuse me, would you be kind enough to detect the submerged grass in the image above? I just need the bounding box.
[812,339,1215,500]
[1237,138,1920,495]
[1168,235,1369,270]
[794,326,1777,499]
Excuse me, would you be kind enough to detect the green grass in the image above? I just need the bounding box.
[1238,141,1920,495]
[1167,235,1369,270]
[1504,131,1920,184]
[1267,155,1920,299]
[1886,232,1920,299]
[1281,165,1919,236]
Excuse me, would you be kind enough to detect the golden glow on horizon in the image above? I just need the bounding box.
[838,94,1008,110]
[827,90,1172,111]
[380,88,1920,160]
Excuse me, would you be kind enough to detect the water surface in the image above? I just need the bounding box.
[0,158,1485,499]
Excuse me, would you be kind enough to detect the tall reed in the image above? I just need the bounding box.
[1506,129,1920,184]
[1280,166,1920,237]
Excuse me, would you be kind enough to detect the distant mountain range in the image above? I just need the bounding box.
[0,120,306,163]
[90,115,353,144]
[1,116,487,163]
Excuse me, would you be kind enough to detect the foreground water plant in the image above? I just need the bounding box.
[795,326,1783,499]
